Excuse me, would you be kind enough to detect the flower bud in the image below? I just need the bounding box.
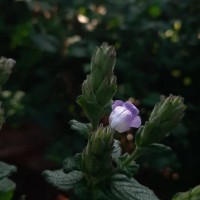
[109,100,141,133]
[81,126,114,184]
[137,95,186,146]
[77,43,117,129]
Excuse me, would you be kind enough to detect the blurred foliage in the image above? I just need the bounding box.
[0,0,200,198]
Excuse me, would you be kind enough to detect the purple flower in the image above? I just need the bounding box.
[109,100,141,133]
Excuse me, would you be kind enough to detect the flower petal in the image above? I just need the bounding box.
[112,100,124,110]
[130,116,141,128]
[109,106,132,133]
[123,101,139,116]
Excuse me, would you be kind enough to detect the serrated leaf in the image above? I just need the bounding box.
[112,139,122,159]
[43,169,83,191]
[172,185,200,200]
[63,154,81,173]
[109,174,159,200]
[0,162,17,180]
[69,120,91,138]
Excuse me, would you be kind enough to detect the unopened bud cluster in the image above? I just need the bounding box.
[77,43,117,128]
[81,126,114,185]
[137,95,186,146]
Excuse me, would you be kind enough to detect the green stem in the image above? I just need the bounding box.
[122,147,142,167]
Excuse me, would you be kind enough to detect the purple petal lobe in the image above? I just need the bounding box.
[130,116,141,128]
[112,100,124,110]
[123,101,139,116]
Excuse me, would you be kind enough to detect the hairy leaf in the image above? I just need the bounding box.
[69,120,91,138]
[77,95,104,129]
[0,178,16,200]
[112,139,122,159]
[172,185,200,200]
[109,174,159,200]
[63,153,81,173]
[0,162,17,180]
[43,169,83,191]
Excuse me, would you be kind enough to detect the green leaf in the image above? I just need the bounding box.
[0,178,16,193]
[137,143,172,156]
[0,162,17,180]
[77,95,104,129]
[0,178,16,200]
[172,185,200,200]
[74,182,112,200]
[63,154,81,173]
[95,76,117,107]
[109,174,159,200]
[115,154,140,177]
[69,120,91,138]
[112,139,122,159]
[43,169,83,191]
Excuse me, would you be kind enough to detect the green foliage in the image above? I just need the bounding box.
[0,162,17,200]
[43,44,189,200]
[69,120,91,139]
[172,185,200,200]
[109,174,159,200]
[0,162,16,180]
[0,57,16,200]
[112,139,122,159]
[115,154,140,177]
[43,169,83,191]
[0,0,199,198]
[63,153,81,173]
[0,179,15,200]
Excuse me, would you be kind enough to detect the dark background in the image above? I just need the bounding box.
[0,0,200,199]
